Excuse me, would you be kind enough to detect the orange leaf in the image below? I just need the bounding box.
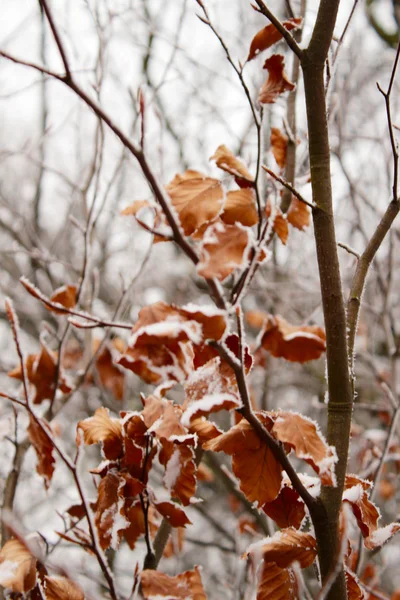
[345,568,365,600]
[188,417,223,446]
[343,475,380,539]
[121,200,151,216]
[262,485,305,530]
[166,169,224,236]
[0,538,36,593]
[260,314,326,363]
[271,411,336,485]
[222,189,259,226]
[287,197,310,230]
[197,221,252,281]
[259,55,295,104]
[204,416,283,505]
[255,562,297,600]
[140,567,206,600]
[265,200,288,245]
[77,407,123,461]
[95,341,126,401]
[270,128,288,170]
[48,285,77,314]
[142,396,187,440]
[27,416,56,488]
[210,144,254,187]
[44,576,84,600]
[247,18,303,61]
[245,528,317,569]
[159,439,197,505]
[154,500,192,528]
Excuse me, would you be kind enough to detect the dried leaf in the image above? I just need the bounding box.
[48,285,77,314]
[255,562,297,600]
[265,201,288,245]
[159,440,197,505]
[343,475,380,539]
[345,568,365,600]
[210,144,254,187]
[0,538,36,593]
[77,407,123,460]
[221,189,259,226]
[245,528,317,569]
[260,315,326,363]
[167,169,224,236]
[271,411,337,485]
[44,576,84,600]
[270,128,288,170]
[259,55,295,104]
[287,197,310,230]
[27,416,56,488]
[140,567,206,600]
[197,221,252,281]
[188,418,223,445]
[154,500,192,528]
[262,485,305,530]
[95,341,125,401]
[247,18,303,61]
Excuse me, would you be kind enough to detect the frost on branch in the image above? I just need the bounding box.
[0,538,36,594]
[140,566,206,599]
[259,55,295,105]
[117,302,227,384]
[343,474,400,550]
[247,18,303,61]
[8,341,72,404]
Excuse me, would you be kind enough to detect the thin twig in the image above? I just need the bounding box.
[262,166,314,209]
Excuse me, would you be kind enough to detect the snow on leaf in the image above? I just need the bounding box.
[204,416,283,505]
[142,396,187,440]
[44,576,84,600]
[247,18,303,61]
[364,523,400,550]
[27,416,56,488]
[343,475,380,539]
[262,485,306,530]
[48,285,77,314]
[159,439,197,505]
[270,128,288,170]
[77,407,123,461]
[271,411,337,485]
[0,538,36,593]
[245,528,317,569]
[287,197,310,230]
[154,500,192,527]
[197,221,252,281]
[255,561,298,600]
[140,566,206,599]
[166,169,224,236]
[188,417,223,445]
[259,55,295,104]
[260,315,326,363]
[345,568,366,600]
[222,189,259,227]
[210,144,254,188]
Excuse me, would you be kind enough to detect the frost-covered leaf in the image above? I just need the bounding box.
[77,407,123,460]
[245,528,317,569]
[265,201,289,245]
[9,342,71,404]
[255,562,298,600]
[154,500,192,528]
[343,475,380,539]
[94,340,126,401]
[210,145,254,188]
[142,395,187,440]
[188,417,223,445]
[345,568,365,600]
[222,189,259,226]
[364,523,400,550]
[27,416,56,488]
[262,485,306,530]
[259,55,295,104]
[44,576,84,600]
[159,439,197,505]
[260,315,326,363]
[270,128,288,170]
[247,18,303,61]
[287,197,310,230]
[140,566,206,599]
[48,285,77,314]
[204,416,283,504]
[197,221,252,281]
[166,169,224,236]
[271,411,337,485]
[0,538,36,593]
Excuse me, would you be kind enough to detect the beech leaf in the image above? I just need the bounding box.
[259,55,295,104]
[247,18,303,61]
[140,566,206,599]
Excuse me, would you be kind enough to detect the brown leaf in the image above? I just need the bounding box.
[210,144,254,187]
[140,567,206,600]
[142,396,187,440]
[166,169,224,236]
[77,407,123,461]
[0,538,36,593]
[221,189,259,226]
[27,416,56,488]
[163,527,185,558]
[245,528,317,569]
[48,285,77,314]
[271,411,336,485]
[262,485,306,530]
[247,18,303,61]
[94,340,125,401]
[204,416,283,505]
[343,475,380,539]
[345,568,365,600]
[260,315,326,363]
[188,417,223,445]
[255,562,297,600]
[259,55,295,104]
[121,200,151,216]
[197,221,252,281]
[124,501,146,549]
[265,200,289,245]
[154,501,192,528]
[270,128,288,170]
[44,576,84,600]
[159,440,197,505]
[287,197,310,230]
